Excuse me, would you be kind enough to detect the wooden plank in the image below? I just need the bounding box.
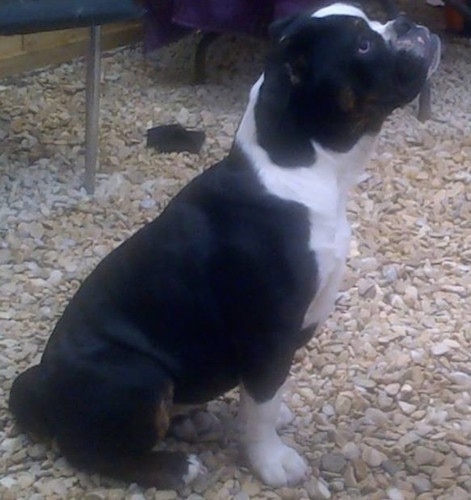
[0,23,142,77]
[0,35,24,59]
[22,22,135,52]
[23,27,90,52]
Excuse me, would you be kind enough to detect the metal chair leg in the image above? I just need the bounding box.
[84,25,101,194]
[418,81,432,122]
[194,32,220,84]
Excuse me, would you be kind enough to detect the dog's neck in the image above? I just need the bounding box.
[234,74,377,213]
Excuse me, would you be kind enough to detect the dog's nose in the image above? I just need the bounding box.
[393,15,415,37]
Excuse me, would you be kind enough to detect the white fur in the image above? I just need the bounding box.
[235,77,376,330]
[239,385,307,486]
[183,454,205,484]
[312,2,393,39]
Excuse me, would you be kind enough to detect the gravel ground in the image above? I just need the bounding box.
[1,4,471,499]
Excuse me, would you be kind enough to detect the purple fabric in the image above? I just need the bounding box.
[143,0,325,51]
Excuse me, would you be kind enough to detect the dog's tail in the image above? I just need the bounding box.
[9,364,53,439]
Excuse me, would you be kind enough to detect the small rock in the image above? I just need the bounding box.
[449,442,471,458]
[398,401,416,414]
[335,394,352,415]
[28,443,47,459]
[382,264,398,282]
[140,198,156,209]
[385,383,400,396]
[154,491,177,500]
[47,269,63,285]
[1,436,23,454]
[0,249,12,264]
[28,495,44,500]
[330,479,345,492]
[387,487,405,500]
[364,407,389,426]
[378,393,394,410]
[305,477,331,499]
[353,377,376,389]
[398,431,421,449]
[192,471,221,495]
[409,475,432,493]
[129,494,147,500]
[17,473,35,489]
[431,465,454,488]
[357,278,375,297]
[352,459,369,481]
[0,477,17,488]
[449,486,469,499]
[322,403,335,417]
[342,442,361,460]
[431,341,451,356]
[343,463,357,488]
[361,445,387,467]
[414,446,443,466]
[84,493,107,500]
[240,479,261,496]
[321,452,347,473]
[233,492,250,500]
[382,459,400,476]
[399,384,414,400]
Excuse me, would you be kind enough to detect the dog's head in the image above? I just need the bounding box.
[252,3,440,166]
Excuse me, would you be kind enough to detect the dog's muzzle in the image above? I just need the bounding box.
[390,16,441,78]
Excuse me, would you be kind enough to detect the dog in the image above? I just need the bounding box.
[9,3,440,489]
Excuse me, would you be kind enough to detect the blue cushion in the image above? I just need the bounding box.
[0,0,145,35]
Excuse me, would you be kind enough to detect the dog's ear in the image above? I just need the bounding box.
[268,14,300,42]
[269,14,313,43]
[269,15,315,87]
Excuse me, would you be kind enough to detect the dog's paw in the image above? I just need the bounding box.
[247,438,307,487]
[183,454,207,484]
[276,402,294,430]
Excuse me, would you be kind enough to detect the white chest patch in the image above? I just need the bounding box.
[236,76,377,329]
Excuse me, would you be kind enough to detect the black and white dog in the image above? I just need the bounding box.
[9,3,440,489]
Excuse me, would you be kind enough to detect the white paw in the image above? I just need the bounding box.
[247,439,307,487]
[183,454,206,484]
[276,402,294,430]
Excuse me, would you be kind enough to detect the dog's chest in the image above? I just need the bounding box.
[302,205,351,328]
[247,139,373,329]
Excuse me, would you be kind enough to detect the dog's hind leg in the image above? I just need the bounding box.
[54,370,204,489]
[11,360,204,489]
[53,376,204,489]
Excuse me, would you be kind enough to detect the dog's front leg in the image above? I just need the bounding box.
[238,384,307,486]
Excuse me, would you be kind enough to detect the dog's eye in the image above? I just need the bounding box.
[358,38,372,55]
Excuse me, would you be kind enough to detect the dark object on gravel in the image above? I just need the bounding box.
[146,124,206,154]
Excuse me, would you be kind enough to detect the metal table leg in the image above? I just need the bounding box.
[84,25,101,194]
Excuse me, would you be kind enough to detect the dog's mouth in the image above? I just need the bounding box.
[390,18,441,79]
